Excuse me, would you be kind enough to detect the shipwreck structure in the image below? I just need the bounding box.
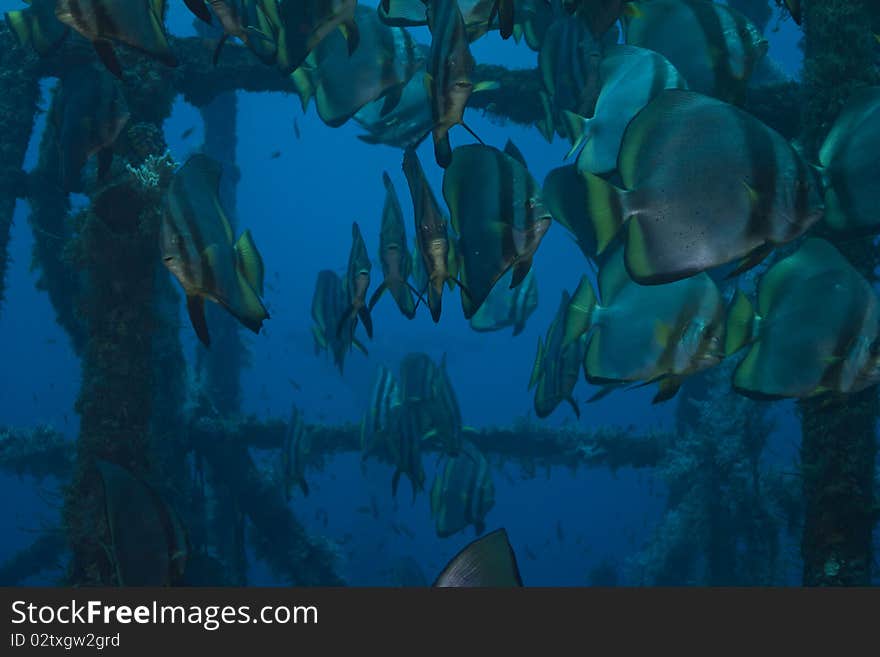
[0,0,877,586]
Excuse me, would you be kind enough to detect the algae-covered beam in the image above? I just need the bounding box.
[190,416,346,586]
[0,425,74,480]
[0,26,41,318]
[235,415,671,471]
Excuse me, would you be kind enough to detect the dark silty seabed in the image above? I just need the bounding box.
[0,0,878,588]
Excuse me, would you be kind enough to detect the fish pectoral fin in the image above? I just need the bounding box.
[339,20,360,56]
[460,122,485,146]
[183,0,213,25]
[451,277,474,304]
[212,34,229,67]
[299,479,310,497]
[367,282,387,312]
[586,385,618,403]
[358,305,374,340]
[405,282,426,316]
[391,470,402,498]
[352,337,369,356]
[186,295,211,348]
[93,40,123,80]
[566,396,581,419]
[380,85,404,117]
[509,258,533,289]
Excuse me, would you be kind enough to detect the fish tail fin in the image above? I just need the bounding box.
[725,290,756,356]
[358,305,374,339]
[230,269,269,335]
[367,282,387,312]
[564,275,596,347]
[186,295,211,347]
[235,229,265,296]
[561,111,592,161]
[434,132,453,168]
[582,171,627,254]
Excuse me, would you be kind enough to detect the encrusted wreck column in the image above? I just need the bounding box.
[798,0,879,586]
[63,60,178,585]
[28,88,85,352]
[0,26,41,316]
[191,19,249,585]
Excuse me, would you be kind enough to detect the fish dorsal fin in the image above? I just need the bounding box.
[597,247,630,305]
[819,86,880,167]
[234,229,265,297]
[725,289,756,356]
[529,336,545,389]
[433,529,523,587]
[757,238,843,316]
